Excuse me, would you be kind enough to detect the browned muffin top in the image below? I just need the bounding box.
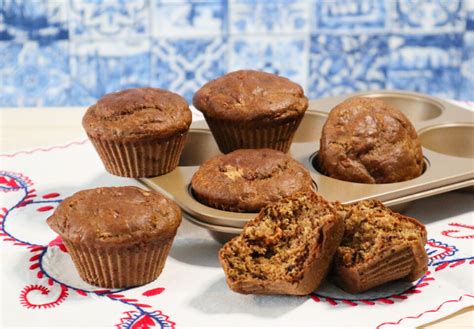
[319,97,424,184]
[193,70,308,123]
[191,149,313,212]
[335,200,427,268]
[83,88,192,140]
[47,186,181,246]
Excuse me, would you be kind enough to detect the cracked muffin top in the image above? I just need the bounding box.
[83,88,192,141]
[192,70,308,123]
[47,186,181,246]
[319,97,424,184]
[191,149,313,212]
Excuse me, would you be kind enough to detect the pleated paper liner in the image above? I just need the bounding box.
[88,132,188,177]
[333,242,428,294]
[63,239,174,288]
[203,115,304,153]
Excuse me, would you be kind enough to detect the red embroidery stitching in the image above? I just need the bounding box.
[19,284,69,309]
[376,294,474,328]
[1,169,175,327]
[0,140,88,158]
[442,223,474,239]
[311,272,434,306]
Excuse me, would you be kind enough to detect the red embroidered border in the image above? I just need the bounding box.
[376,294,474,328]
[0,139,88,158]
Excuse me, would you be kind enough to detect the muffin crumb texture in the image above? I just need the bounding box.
[220,192,344,295]
[225,197,324,282]
[337,201,425,267]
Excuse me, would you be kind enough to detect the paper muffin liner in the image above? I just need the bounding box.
[63,238,174,288]
[203,115,304,154]
[334,243,427,294]
[88,132,188,177]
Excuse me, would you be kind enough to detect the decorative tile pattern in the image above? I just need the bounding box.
[69,40,151,104]
[0,41,70,106]
[151,38,226,101]
[308,34,388,98]
[460,32,474,100]
[314,0,386,31]
[0,0,68,42]
[391,0,466,31]
[152,0,227,37]
[466,0,474,30]
[387,34,463,99]
[0,0,473,107]
[229,37,307,87]
[68,0,149,40]
[230,0,310,34]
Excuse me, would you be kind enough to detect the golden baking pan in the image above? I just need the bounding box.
[139,90,474,242]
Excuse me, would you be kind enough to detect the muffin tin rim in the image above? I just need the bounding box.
[140,90,474,237]
[417,121,474,134]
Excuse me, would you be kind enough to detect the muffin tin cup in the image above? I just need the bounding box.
[89,132,188,177]
[418,123,474,159]
[203,115,303,153]
[140,90,474,244]
[64,238,174,288]
[184,213,241,244]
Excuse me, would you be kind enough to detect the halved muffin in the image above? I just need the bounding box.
[333,200,428,294]
[219,191,344,295]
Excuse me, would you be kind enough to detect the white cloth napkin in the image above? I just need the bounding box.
[0,106,473,329]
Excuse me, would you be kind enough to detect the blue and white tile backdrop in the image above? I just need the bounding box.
[0,0,473,107]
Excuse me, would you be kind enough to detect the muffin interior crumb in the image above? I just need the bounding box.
[223,194,333,283]
[337,201,425,267]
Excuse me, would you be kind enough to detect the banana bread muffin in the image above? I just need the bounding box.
[193,70,308,153]
[83,88,192,177]
[47,186,182,288]
[333,200,428,294]
[319,97,424,183]
[191,148,313,213]
[219,191,344,295]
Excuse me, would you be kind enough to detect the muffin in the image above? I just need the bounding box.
[191,149,313,213]
[46,186,181,288]
[319,97,424,183]
[193,70,308,153]
[219,191,344,295]
[83,88,192,177]
[333,200,428,294]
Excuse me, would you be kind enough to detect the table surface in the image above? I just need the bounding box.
[1,108,473,328]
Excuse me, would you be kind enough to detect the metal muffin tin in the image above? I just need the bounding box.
[139,90,474,243]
